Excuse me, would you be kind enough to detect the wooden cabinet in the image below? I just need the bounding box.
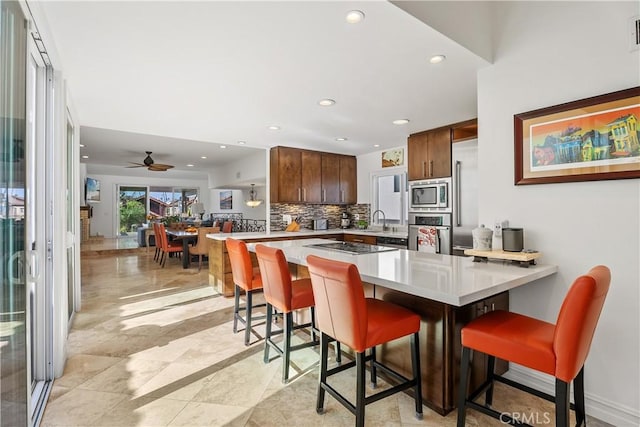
[343,233,377,245]
[408,127,452,180]
[339,155,357,204]
[272,146,356,204]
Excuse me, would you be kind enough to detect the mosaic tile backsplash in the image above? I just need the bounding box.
[270,203,370,231]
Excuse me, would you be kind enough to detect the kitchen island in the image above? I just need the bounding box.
[206,229,407,296]
[243,238,557,415]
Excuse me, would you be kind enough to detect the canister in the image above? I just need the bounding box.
[472,224,493,250]
[503,228,524,252]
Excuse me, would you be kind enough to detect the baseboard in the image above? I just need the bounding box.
[503,366,640,427]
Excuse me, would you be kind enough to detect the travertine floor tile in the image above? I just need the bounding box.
[39,250,615,427]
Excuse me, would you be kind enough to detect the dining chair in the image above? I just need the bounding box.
[255,244,320,383]
[457,265,611,427]
[157,223,183,268]
[306,255,423,427]
[222,221,233,233]
[226,238,266,345]
[188,226,219,271]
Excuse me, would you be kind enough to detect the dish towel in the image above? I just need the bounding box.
[418,227,438,253]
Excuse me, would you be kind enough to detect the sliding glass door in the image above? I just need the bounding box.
[1,2,29,425]
[117,186,148,237]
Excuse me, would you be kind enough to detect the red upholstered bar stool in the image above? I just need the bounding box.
[457,265,611,427]
[255,244,321,383]
[226,238,266,346]
[306,255,423,427]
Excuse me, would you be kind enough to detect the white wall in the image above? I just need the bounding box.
[479,2,639,425]
[209,187,267,220]
[208,149,267,188]
[357,145,406,205]
[86,173,209,238]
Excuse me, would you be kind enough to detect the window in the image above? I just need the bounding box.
[371,170,408,226]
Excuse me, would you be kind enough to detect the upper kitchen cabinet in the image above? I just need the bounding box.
[270,146,321,203]
[271,146,356,204]
[408,127,452,180]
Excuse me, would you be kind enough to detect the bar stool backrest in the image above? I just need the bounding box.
[226,238,254,291]
[553,265,610,382]
[255,245,293,312]
[307,255,368,353]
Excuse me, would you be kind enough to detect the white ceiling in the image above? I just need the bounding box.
[36,1,489,177]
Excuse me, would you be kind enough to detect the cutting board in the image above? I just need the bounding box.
[463,249,541,267]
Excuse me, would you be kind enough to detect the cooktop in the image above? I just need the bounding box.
[305,241,398,255]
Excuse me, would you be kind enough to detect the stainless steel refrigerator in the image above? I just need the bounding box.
[451,139,479,255]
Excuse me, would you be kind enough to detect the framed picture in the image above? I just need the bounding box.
[382,148,404,168]
[514,87,640,185]
[220,190,232,210]
[85,177,100,202]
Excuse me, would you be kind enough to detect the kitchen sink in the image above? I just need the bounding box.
[305,241,398,255]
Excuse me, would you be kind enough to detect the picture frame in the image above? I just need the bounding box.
[85,177,100,202]
[219,190,232,210]
[514,87,640,185]
[381,148,404,168]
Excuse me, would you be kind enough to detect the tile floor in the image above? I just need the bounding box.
[41,246,613,426]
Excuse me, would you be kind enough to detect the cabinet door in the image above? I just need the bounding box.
[408,132,430,180]
[301,150,322,203]
[427,128,452,178]
[343,234,377,245]
[339,155,357,204]
[321,153,340,203]
[275,147,301,202]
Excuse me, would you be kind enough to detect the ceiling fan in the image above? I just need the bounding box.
[127,151,174,171]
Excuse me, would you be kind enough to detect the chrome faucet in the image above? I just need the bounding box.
[372,210,387,231]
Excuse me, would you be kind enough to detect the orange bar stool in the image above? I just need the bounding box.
[457,265,610,427]
[226,238,266,346]
[306,255,423,427]
[255,245,322,383]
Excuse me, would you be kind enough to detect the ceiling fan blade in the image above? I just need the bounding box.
[148,164,174,171]
[126,162,146,168]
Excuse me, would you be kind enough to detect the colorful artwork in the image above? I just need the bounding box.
[381,148,404,167]
[529,106,639,171]
[515,87,640,185]
[86,178,100,202]
[220,191,232,210]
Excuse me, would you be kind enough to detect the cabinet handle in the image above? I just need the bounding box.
[429,160,434,177]
[353,238,364,243]
[297,188,301,201]
[422,161,426,177]
[303,188,306,201]
[322,189,326,202]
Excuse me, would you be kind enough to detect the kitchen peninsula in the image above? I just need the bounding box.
[207,234,557,414]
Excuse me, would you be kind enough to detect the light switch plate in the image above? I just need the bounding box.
[494,219,508,237]
[283,214,292,225]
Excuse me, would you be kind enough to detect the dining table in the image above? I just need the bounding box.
[165,229,198,268]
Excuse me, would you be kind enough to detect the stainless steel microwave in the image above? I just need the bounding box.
[409,178,451,212]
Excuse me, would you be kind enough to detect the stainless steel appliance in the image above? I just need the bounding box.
[376,236,408,249]
[409,177,451,212]
[305,241,398,255]
[340,212,350,229]
[312,218,328,230]
[452,139,479,255]
[408,213,451,254]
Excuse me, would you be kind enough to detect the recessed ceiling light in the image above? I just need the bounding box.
[393,119,410,125]
[220,145,227,149]
[201,156,207,159]
[318,99,336,107]
[373,144,380,148]
[346,10,365,24]
[335,137,348,142]
[429,55,446,64]
[238,141,246,145]
[268,126,280,131]
[187,164,194,167]
[79,144,85,148]
[81,155,89,159]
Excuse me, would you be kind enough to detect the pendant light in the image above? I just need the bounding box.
[246,184,263,207]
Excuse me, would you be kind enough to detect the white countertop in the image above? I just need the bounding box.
[206,228,408,241]
[245,238,557,307]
